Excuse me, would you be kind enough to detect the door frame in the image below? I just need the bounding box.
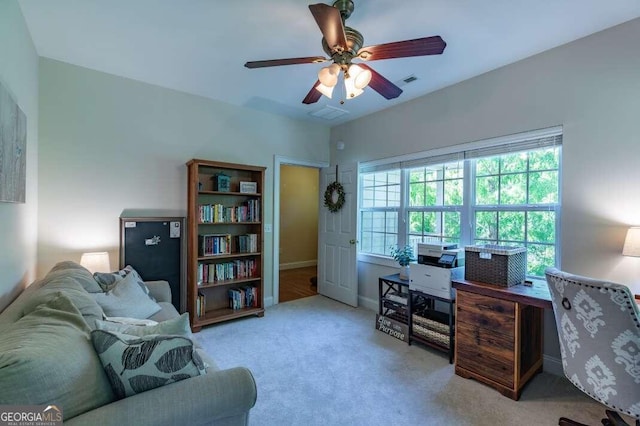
[272,155,329,305]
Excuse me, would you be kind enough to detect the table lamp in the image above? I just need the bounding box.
[80,251,110,273]
[622,227,640,257]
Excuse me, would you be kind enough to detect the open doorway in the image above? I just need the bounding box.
[270,155,329,305]
[278,164,320,303]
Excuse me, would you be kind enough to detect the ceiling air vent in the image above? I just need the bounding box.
[396,74,418,87]
[309,105,350,120]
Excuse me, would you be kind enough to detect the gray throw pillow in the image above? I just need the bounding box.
[0,294,115,419]
[95,313,192,337]
[92,272,162,319]
[94,265,155,301]
[91,329,206,399]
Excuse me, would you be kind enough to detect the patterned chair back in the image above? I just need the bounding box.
[545,268,640,420]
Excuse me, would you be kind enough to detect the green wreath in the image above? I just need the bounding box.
[324,181,346,213]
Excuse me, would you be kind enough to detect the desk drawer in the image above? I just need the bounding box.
[457,291,515,335]
[456,321,515,387]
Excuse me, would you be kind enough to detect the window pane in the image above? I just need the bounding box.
[476,157,499,176]
[409,181,425,206]
[476,176,499,205]
[527,243,555,276]
[528,171,558,204]
[475,211,497,241]
[500,173,526,204]
[445,179,463,205]
[529,147,559,171]
[409,211,423,233]
[386,212,398,233]
[498,211,525,242]
[443,212,461,242]
[500,152,527,173]
[527,211,555,243]
[361,211,372,231]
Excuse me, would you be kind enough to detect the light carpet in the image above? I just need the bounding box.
[194,295,609,426]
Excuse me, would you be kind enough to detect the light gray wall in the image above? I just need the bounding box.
[332,18,640,363]
[0,1,39,311]
[334,18,640,298]
[38,58,330,303]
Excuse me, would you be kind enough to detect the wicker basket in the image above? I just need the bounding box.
[465,244,526,287]
[411,315,450,348]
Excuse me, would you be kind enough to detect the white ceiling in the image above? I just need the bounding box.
[18,0,640,126]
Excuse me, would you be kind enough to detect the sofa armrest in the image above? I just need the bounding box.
[144,280,172,303]
[65,367,257,426]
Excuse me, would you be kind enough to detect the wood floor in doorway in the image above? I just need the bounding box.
[279,266,318,303]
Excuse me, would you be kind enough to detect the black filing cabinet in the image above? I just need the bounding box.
[120,216,186,312]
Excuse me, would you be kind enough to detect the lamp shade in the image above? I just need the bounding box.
[80,251,111,273]
[622,227,640,257]
[315,83,334,99]
[318,63,340,87]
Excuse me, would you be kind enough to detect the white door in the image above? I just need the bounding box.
[318,162,358,307]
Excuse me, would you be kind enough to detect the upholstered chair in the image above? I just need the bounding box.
[545,268,640,426]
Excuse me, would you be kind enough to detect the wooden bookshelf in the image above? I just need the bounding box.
[186,159,265,332]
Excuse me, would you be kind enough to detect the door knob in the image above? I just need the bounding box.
[349,239,358,245]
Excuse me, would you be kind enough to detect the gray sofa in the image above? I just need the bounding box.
[0,261,257,425]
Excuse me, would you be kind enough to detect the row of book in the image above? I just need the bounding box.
[198,233,259,256]
[198,233,231,256]
[229,286,259,310]
[198,200,260,224]
[197,259,258,285]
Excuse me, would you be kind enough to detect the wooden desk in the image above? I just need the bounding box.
[452,278,551,400]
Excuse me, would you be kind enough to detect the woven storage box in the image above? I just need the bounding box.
[465,244,526,287]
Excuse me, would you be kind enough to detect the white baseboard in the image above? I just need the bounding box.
[279,260,317,271]
[264,296,274,308]
[543,354,563,376]
[358,295,378,312]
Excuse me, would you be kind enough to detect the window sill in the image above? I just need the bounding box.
[357,253,398,268]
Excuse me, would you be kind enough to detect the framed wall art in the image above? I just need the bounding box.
[0,80,27,203]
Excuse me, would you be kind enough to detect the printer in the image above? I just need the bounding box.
[411,243,465,300]
[417,243,465,268]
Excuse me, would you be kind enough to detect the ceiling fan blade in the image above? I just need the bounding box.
[357,36,446,62]
[302,80,323,104]
[358,64,402,100]
[309,3,348,53]
[245,56,328,69]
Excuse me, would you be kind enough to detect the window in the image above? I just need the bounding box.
[407,161,464,247]
[471,147,560,276]
[359,129,561,278]
[359,169,400,256]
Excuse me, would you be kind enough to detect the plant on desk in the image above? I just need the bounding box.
[391,244,415,280]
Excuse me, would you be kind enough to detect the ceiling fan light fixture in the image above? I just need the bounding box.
[343,73,364,99]
[318,63,341,87]
[315,82,335,99]
[348,64,372,90]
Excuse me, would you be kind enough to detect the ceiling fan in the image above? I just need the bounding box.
[244,0,447,104]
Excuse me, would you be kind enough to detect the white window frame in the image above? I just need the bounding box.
[358,126,562,276]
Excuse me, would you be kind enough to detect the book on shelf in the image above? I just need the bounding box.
[198,258,258,285]
[196,291,206,318]
[228,286,259,310]
[198,199,261,224]
[235,233,258,253]
[198,233,231,256]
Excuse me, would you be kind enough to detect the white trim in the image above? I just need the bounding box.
[264,296,274,308]
[279,260,317,271]
[359,125,563,170]
[273,155,329,306]
[358,295,378,312]
[543,354,563,376]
